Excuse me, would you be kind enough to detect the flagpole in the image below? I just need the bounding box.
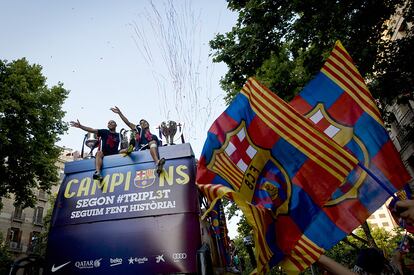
[357,163,399,200]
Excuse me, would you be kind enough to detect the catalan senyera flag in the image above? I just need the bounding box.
[289,40,411,264]
[197,77,359,273]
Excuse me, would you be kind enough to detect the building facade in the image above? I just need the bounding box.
[388,100,414,181]
[0,147,75,260]
[385,1,414,182]
[367,3,414,233]
[367,201,399,232]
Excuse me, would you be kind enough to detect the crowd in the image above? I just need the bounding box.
[316,203,414,275]
[222,195,414,274]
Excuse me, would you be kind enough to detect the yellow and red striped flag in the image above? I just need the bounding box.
[197,77,359,273]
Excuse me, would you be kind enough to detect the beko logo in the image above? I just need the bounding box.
[75,258,102,269]
[110,258,122,267]
[172,253,187,261]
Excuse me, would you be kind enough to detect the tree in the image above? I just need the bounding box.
[32,194,57,257]
[325,226,406,267]
[226,199,408,274]
[212,0,413,266]
[0,58,68,209]
[0,233,13,274]
[210,0,412,105]
[372,0,414,106]
[299,226,406,274]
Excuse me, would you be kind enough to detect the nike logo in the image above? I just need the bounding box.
[51,261,71,272]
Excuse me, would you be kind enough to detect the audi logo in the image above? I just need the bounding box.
[172,253,187,260]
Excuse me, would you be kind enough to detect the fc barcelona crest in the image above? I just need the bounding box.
[134,168,156,188]
[306,103,369,205]
[207,121,292,217]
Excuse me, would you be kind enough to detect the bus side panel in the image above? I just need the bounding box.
[45,213,200,274]
[45,145,200,274]
[53,157,197,226]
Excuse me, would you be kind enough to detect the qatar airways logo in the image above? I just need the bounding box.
[75,258,102,269]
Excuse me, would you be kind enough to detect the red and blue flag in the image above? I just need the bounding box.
[197,77,358,273]
[288,40,411,270]
[208,200,231,266]
[388,186,414,233]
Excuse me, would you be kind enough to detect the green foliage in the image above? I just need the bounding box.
[371,226,406,257]
[232,237,254,274]
[372,0,414,105]
[227,200,408,274]
[326,240,360,269]
[223,199,252,237]
[256,44,312,101]
[297,227,408,274]
[0,233,13,274]
[32,194,57,257]
[210,0,412,104]
[325,226,407,269]
[0,58,68,209]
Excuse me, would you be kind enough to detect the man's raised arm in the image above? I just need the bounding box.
[70,119,98,134]
[110,106,136,130]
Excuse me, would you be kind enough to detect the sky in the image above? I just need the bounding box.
[0,0,240,238]
[0,0,237,158]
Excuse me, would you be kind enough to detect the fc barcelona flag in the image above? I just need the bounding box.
[290,40,411,259]
[197,77,358,273]
[209,200,231,266]
[388,187,414,233]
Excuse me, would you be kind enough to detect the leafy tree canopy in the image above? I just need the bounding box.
[0,58,68,209]
[0,233,13,274]
[210,0,413,105]
[324,226,406,269]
